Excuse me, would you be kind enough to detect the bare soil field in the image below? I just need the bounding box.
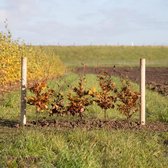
[75,67,168,96]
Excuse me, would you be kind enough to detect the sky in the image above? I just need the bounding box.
[0,0,168,45]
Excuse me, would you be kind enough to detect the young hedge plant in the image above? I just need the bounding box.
[66,75,93,120]
[90,72,117,120]
[117,79,140,121]
[27,81,54,113]
[50,92,65,116]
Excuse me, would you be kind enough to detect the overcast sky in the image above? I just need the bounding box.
[0,0,168,45]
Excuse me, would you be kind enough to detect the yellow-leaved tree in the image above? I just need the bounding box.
[0,28,65,90]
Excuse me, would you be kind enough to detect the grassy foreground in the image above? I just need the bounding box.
[0,127,168,168]
[0,74,168,167]
[42,46,168,67]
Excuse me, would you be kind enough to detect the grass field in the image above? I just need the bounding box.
[1,127,168,168]
[42,46,168,67]
[0,74,168,167]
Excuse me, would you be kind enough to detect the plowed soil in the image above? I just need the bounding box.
[1,118,168,132]
[25,119,168,132]
[75,67,168,96]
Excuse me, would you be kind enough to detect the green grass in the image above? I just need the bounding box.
[41,46,168,67]
[0,128,168,168]
[0,73,168,167]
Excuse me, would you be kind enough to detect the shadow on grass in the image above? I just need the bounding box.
[0,118,19,127]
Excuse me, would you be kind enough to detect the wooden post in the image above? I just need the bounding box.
[140,58,146,125]
[20,57,27,126]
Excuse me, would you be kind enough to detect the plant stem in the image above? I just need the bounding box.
[79,113,83,121]
[104,109,107,121]
[36,108,38,124]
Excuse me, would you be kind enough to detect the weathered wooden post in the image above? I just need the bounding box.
[20,57,27,126]
[140,58,146,125]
